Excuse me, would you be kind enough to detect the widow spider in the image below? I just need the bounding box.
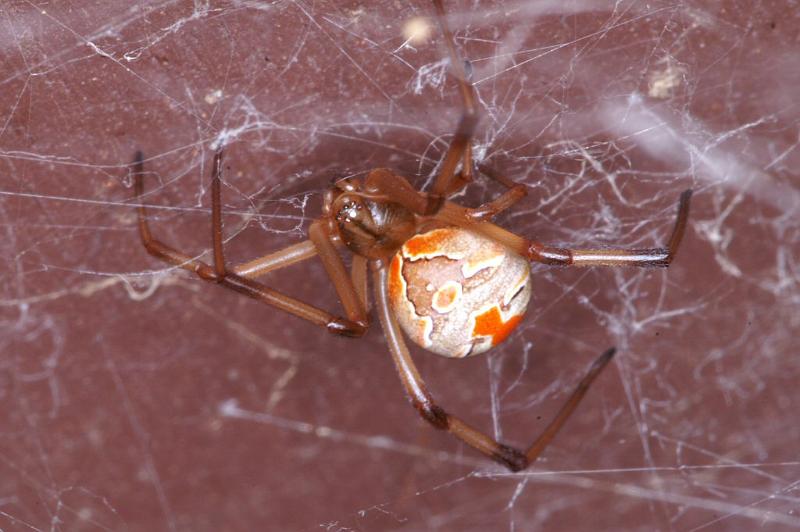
[132,0,692,471]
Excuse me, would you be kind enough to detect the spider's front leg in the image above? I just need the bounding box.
[132,150,367,336]
[524,190,694,267]
[435,189,693,269]
[428,0,479,201]
[424,0,530,222]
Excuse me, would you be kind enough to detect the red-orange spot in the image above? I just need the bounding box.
[388,254,404,303]
[403,229,451,258]
[472,306,523,347]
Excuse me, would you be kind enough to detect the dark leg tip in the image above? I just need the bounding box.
[132,151,146,194]
[326,318,367,338]
[590,347,616,372]
[412,401,450,430]
[132,151,145,179]
[677,189,693,213]
[493,444,528,472]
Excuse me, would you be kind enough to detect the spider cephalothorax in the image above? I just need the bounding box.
[133,0,692,471]
[326,172,418,260]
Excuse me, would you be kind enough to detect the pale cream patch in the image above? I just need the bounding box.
[452,342,475,358]
[503,271,530,307]
[414,316,434,348]
[403,249,464,261]
[402,16,433,46]
[468,336,493,357]
[401,228,465,261]
[461,250,504,278]
[431,280,462,314]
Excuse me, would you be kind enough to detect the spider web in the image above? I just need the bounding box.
[0,0,798,530]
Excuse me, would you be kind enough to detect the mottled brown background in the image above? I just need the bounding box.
[0,1,798,531]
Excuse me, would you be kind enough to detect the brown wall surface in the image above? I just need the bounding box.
[0,1,798,530]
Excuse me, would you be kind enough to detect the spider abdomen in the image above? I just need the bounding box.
[388,227,532,358]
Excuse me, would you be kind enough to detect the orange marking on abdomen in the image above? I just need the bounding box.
[472,306,523,347]
[403,229,450,258]
[388,255,405,303]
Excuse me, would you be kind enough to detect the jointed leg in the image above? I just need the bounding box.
[463,164,529,221]
[430,0,479,199]
[209,151,226,280]
[524,190,693,267]
[373,263,616,471]
[467,185,527,221]
[380,1,524,217]
[364,168,446,216]
[363,162,526,222]
[232,240,318,279]
[308,220,368,326]
[133,150,366,336]
[134,151,219,279]
[435,190,693,268]
[351,255,369,313]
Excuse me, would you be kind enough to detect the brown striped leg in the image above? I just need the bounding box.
[133,151,366,337]
[434,190,693,268]
[372,262,616,471]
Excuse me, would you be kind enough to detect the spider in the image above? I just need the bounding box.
[132,0,692,472]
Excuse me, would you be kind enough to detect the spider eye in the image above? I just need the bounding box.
[336,199,363,223]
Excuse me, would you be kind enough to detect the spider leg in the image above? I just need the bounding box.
[437,143,473,199]
[365,169,446,215]
[427,1,530,220]
[308,220,368,327]
[466,183,527,221]
[132,151,367,336]
[363,163,525,221]
[373,263,615,472]
[233,240,318,279]
[351,255,370,313]
[429,0,479,199]
[434,190,693,268]
[460,164,529,221]
[215,229,366,314]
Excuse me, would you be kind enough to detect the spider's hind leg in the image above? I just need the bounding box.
[374,263,617,472]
